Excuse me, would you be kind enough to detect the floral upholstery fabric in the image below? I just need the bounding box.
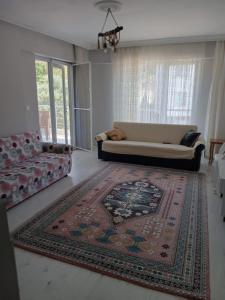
[0,132,42,169]
[0,132,72,209]
[42,142,73,154]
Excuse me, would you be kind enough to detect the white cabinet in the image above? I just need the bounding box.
[215,154,225,221]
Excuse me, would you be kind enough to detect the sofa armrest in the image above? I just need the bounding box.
[193,139,205,156]
[95,132,108,142]
[192,138,205,161]
[97,140,104,159]
[193,138,205,150]
[42,142,73,154]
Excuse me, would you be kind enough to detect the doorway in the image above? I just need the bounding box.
[35,58,71,144]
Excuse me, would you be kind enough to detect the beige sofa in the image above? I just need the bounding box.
[96,122,205,171]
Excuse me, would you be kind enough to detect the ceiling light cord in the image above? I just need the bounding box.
[101,8,119,32]
[109,8,119,26]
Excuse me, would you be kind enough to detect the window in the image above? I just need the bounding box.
[167,63,195,122]
[113,60,196,124]
[35,58,71,144]
[112,45,212,134]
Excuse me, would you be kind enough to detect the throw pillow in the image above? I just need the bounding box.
[106,128,126,141]
[180,130,201,147]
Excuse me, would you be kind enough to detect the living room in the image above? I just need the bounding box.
[0,1,225,300]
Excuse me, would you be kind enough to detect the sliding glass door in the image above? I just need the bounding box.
[52,64,68,144]
[35,59,53,141]
[35,58,71,144]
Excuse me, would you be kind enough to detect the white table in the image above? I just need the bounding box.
[215,154,225,221]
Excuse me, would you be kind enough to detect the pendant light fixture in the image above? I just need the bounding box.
[95,0,123,53]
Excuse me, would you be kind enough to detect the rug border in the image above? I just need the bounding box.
[13,163,210,300]
[14,239,208,300]
[201,174,211,300]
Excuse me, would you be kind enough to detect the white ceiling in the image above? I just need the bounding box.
[1,0,225,49]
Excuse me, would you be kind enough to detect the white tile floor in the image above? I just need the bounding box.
[7,151,225,300]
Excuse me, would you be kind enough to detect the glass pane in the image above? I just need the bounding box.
[75,110,91,150]
[167,63,195,124]
[74,63,90,109]
[35,60,52,142]
[53,66,65,144]
[64,65,71,144]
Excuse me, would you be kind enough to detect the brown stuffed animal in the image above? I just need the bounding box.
[106,128,126,141]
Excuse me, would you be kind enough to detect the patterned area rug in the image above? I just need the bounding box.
[13,164,210,300]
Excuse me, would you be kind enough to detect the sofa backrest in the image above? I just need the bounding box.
[113,122,198,144]
[0,132,42,169]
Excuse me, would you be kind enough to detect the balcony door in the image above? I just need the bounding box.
[35,58,71,144]
[73,62,92,151]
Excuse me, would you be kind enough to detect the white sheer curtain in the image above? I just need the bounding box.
[112,43,214,135]
[205,41,225,149]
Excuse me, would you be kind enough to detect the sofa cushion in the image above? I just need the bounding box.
[180,130,201,147]
[106,128,126,141]
[0,132,42,169]
[0,152,71,208]
[102,140,195,159]
[113,122,197,144]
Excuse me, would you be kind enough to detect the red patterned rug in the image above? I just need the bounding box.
[13,164,210,300]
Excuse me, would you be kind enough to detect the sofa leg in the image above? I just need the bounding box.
[65,174,68,177]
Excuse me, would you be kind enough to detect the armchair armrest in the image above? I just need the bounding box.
[95,132,108,142]
[42,142,73,154]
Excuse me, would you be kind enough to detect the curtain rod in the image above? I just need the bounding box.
[91,57,214,65]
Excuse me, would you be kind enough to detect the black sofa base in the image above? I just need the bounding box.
[97,141,205,172]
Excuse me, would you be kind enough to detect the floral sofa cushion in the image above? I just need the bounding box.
[42,142,73,154]
[0,132,42,169]
[0,152,71,209]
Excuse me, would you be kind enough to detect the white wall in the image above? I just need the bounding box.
[89,50,113,138]
[0,20,74,137]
